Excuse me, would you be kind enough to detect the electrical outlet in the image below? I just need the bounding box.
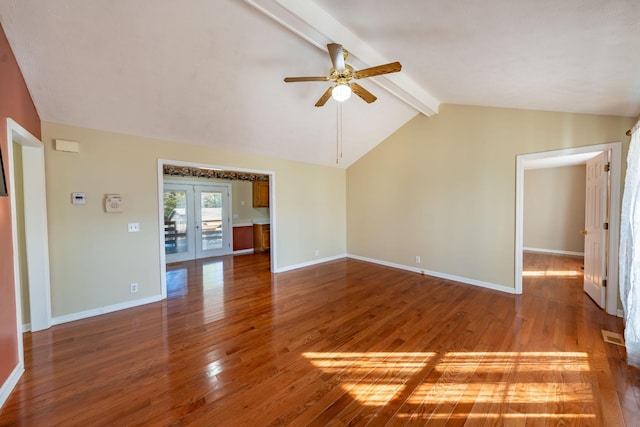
[415,256,421,263]
[130,283,138,293]
[128,223,140,232]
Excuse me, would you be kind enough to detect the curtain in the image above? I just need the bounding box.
[620,119,640,368]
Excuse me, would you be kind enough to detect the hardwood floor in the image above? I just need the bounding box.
[1,252,638,426]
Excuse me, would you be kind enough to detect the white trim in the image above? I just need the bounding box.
[347,254,517,295]
[523,247,585,257]
[0,362,24,409]
[233,249,254,255]
[158,159,277,300]
[51,295,162,326]
[7,118,52,332]
[618,309,624,318]
[5,124,24,407]
[274,254,346,273]
[22,323,31,333]
[157,161,168,299]
[516,142,622,316]
[4,118,52,408]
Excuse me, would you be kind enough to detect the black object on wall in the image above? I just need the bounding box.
[0,145,7,196]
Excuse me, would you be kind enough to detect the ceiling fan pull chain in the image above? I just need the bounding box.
[336,102,343,164]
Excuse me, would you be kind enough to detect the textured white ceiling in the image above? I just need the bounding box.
[0,0,638,168]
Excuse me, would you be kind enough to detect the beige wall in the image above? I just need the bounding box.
[42,121,346,318]
[524,165,586,254]
[347,104,633,289]
[231,180,269,222]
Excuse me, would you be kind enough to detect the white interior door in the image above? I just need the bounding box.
[583,151,608,308]
[164,182,231,263]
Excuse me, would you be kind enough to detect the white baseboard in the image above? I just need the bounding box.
[233,249,254,255]
[618,309,624,318]
[52,295,163,326]
[275,254,347,273]
[524,247,584,257]
[0,361,24,409]
[347,254,517,295]
[22,323,31,333]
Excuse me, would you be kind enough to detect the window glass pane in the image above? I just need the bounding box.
[201,191,222,251]
[164,190,188,254]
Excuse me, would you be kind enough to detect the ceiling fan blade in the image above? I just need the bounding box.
[284,76,329,83]
[327,43,345,70]
[350,82,377,104]
[353,61,402,79]
[315,86,334,107]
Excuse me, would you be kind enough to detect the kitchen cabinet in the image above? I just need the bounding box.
[252,181,269,207]
[233,226,253,251]
[253,223,270,253]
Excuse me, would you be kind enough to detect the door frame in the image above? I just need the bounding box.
[157,159,276,300]
[6,118,53,342]
[515,141,622,316]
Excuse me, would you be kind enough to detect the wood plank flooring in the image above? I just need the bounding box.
[1,252,638,426]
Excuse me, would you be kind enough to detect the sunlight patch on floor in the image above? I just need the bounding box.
[303,351,594,420]
[523,270,582,277]
[396,412,596,420]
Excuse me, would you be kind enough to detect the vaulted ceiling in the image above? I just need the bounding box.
[1,0,638,168]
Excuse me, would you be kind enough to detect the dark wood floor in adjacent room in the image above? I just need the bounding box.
[1,252,638,426]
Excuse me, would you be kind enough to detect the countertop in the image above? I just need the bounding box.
[233,218,270,227]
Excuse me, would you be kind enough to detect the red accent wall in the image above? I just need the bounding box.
[0,21,40,389]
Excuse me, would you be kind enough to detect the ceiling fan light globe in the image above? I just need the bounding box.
[332,84,352,102]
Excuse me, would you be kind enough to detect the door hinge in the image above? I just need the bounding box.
[603,222,609,230]
[604,162,611,172]
[602,279,607,287]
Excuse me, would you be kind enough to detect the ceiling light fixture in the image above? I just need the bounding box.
[332,84,352,102]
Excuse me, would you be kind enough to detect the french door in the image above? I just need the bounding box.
[164,183,231,263]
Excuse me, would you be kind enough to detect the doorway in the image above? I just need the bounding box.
[163,182,232,263]
[157,159,277,300]
[515,142,622,316]
[5,118,53,361]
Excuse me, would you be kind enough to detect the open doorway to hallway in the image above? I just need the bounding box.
[515,142,622,316]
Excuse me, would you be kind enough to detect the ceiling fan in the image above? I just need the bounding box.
[284,43,402,107]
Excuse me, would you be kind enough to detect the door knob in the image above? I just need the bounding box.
[580,230,588,235]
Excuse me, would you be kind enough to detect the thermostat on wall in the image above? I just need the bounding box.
[71,192,86,205]
[105,194,124,212]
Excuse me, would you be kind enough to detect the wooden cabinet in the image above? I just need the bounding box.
[233,226,254,251]
[252,181,269,207]
[253,223,270,253]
